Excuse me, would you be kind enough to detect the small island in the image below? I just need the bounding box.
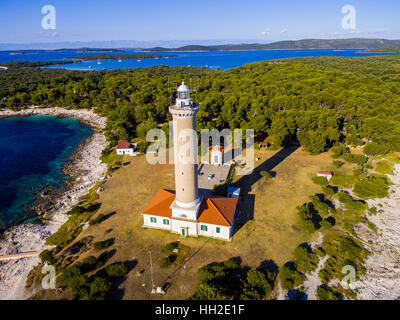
[68,53,176,61]
[366,47,400,53]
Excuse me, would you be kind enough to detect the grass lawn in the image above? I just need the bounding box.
[50,146,343,300]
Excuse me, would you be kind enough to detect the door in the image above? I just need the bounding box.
[181,228,186,236]
[214,155,218,163]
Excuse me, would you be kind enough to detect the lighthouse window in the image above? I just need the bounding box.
[182,172,184,176]
[182,188,184,192]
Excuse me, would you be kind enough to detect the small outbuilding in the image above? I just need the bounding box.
[317,171,333,181]
[227,186,240,199]
[210,145,224,166]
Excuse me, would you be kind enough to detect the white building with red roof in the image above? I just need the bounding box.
[141,82,238,241]
[116,140,137,156]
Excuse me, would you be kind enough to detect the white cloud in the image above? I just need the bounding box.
[261,30,270,36]
[281,28,287,33]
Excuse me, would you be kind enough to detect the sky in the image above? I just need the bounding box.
[0,0,399,45]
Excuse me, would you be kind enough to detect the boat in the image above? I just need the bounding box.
[97,58,101,65]
[137,59,142,62]
[118,58,122,62]
[88,65,92,69]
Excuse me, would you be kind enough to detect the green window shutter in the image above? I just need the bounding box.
[216,227,220,234]
[201,225,208,231]
[163,219,169,225]
[150,217,157,223]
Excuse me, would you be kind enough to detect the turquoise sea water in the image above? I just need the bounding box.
[0,115,93,231]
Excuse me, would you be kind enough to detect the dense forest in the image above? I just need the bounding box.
[1,55,400,156]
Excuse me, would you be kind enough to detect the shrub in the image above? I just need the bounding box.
[312,176,328,186]
[39,249,56,264]
[331,144,349,158]
[315,247,326,257]
[333,160,344,168]
[105,263,129,278]
[294,245,319,273]
[89,277,112,300]
[375,161,392,175]
[342,153,367,165]
[363,142,390,156]
[89,213,106,226]
[280,265,304,290]
[160,254,177,268]
[322,186,336,197]
[260,171,272,179]
[353,175,390,199]
[317,285,339,300]
[165,242,179,252]
[320,219,333,230]
[93,239,113,251]
[296,203,320,233]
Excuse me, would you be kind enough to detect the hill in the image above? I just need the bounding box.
[143,38,400,51]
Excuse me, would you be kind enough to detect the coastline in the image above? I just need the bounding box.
[0,106,108,300]
[352,163,400,299]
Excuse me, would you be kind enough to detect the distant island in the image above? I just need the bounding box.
[68,53,176,60]
[365,47,400,53]
[142,38,400,52]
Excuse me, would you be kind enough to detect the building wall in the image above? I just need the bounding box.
[197,222,231,240]
[117,148,134,156]
[143,214,171,230]
[142,215,233,240]
[171,218,198,236]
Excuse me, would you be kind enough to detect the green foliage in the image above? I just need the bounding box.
[311,176,328,186]
[192,259,277,300]
[39,249,56,264]
[104,263,129,278]
[319,231,367,284]
[333,160,345,168]
[337,192,367,211]
[297,130,327,154]
[375,161,392,175]
[89,213,107,226]
[160,254,177,268]
[260,171,272,179]
[317,285,339,300]
[93,239,113,251]
[353,175,390,199]
[363,142,390,156]
[322,186,336,197]
[342,153,367,165]
[329,174,358,188]
[320,219,334,230]
[293,245,319,273]
[280,265,305,290]
[296,203,320,234]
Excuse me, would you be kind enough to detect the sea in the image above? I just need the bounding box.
[0,115,93,231]
[0,47,396,231]
[0,48,396,71]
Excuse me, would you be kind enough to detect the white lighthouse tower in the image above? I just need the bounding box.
[169,82,202,220]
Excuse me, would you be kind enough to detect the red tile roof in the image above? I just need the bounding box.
[318,171,333,175]
[142,189,238,227]
[117,140,132,149]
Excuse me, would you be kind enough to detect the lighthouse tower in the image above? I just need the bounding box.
[169,82,202,220]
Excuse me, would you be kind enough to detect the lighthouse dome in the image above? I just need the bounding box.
[177,81,190,100]
[178,81,189,92]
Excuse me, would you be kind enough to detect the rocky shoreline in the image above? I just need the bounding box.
[353,164,400,299]
[0,107,108,300]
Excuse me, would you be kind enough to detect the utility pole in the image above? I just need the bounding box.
[149,251,155,290]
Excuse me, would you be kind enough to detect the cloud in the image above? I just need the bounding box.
[261,30,270,36]
[281,28,287,33]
